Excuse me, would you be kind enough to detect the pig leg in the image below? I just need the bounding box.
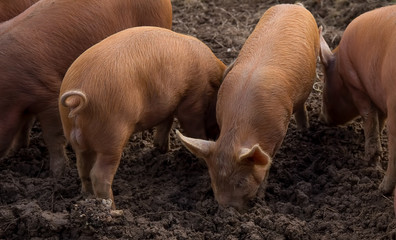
[12,116,35,151]
[361,106,382,166]
[76,150,96,196]
[153,116,174,153]
[0,110,24,158]
[90,152,121,209]
[380,112,396,194]
[37,106,68,177]
[294,103,309,129]
[378,112,386,134]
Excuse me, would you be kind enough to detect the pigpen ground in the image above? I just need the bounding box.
[1,0,396,239]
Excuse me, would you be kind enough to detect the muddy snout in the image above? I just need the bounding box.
[215,194,248,213]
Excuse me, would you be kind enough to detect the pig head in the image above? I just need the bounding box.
[0,0,172,177]
[319,5,396,194]
[178,4,320,210]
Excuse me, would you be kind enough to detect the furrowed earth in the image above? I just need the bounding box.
[1,0,395,239]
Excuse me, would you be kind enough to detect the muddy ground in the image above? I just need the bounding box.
[1,0,396,239]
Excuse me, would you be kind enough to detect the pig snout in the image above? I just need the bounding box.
[215,193,248,212]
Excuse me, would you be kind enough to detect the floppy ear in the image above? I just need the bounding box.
[176,130,214,159]
[319,26,334,68]
[238,144,271,168]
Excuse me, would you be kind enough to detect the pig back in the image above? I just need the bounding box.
[235,4,319,89]
[0,0,39,22]
[218,4,319,122]
[0,0,172,86]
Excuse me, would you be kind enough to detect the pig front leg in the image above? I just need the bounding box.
[294,103,309,130]
[380,112,396,194]
[153,116,174,153]
[361,106,383,166]
[37,106,68,177]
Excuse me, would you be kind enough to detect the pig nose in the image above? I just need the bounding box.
[216,195,246,212]
[215,194,229,207]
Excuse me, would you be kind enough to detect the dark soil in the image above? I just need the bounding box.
[1,0,395,239]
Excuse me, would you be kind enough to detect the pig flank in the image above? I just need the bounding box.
[59,27,226,209]
[177,4,320,210]
[0,0,172,177]
[319,5,396,195]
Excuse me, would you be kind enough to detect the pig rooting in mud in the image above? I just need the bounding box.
[177,4,320,211]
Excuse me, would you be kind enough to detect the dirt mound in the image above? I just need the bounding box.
[1,0,395,239]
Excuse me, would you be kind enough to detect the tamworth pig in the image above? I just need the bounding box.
[319,5,396,195]
[0,0,172,177]
[59,26,226,209]
[177,4,320,210]
[0,0,39,22]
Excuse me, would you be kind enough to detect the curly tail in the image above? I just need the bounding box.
[60,90,88,118]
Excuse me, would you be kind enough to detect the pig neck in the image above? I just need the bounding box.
[217,64,292,158]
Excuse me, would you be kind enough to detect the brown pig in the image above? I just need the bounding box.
[319,5,396,194]
[59,26,226,209]
[0,0,172,177]
[0,0,39,22]
[177,4,320,210]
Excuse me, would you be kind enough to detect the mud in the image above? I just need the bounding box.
[1,0,395,239]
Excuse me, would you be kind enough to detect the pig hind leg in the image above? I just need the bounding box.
[37,107,68,177]
[89,125,131,209]
[90,151,122,210]
[0,111,25,158]
[153,116,174,153]
[12,116,35,151]
[76,150,96,196]
[294,103,309,130]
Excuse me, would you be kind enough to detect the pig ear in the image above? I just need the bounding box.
[319,26,334,68]
[176,130,214,159]
[238,144,272,168]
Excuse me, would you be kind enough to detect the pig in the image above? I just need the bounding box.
[59,26,226,209]
[319,5,396,195]
[0,0,39,22]
[177,4,320,210]
[0,0,172,177]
